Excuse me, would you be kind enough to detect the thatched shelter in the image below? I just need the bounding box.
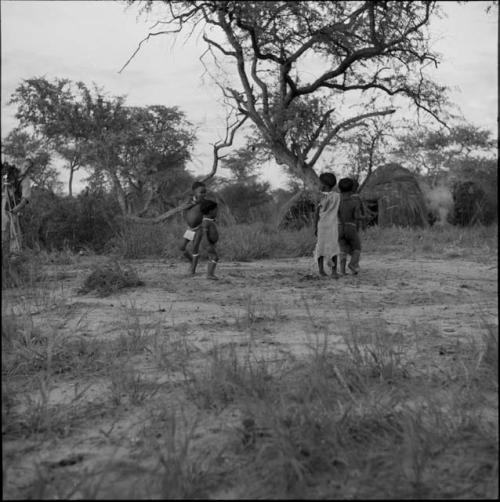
[359,163,428,227]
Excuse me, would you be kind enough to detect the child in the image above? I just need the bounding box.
[314,172,340,278]
[338,177,364,275]
[179,181,207,274]
[191,199,219,279]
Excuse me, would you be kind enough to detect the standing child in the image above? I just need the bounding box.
[314,172,341,278]
[179,181,207,274]
[338,177,364,275]
[191,199,219,279]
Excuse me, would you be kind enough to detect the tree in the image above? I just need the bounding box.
[1,128,62,192]
[392,122,497,183]
[9,78,98,196]
[9,77,201,217]
[125,1,449,188]
[75,92,198,217]
[219,145,260,182]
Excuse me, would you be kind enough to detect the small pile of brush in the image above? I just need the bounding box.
[78,261,144,297]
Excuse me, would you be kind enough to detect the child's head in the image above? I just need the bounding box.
[319,172,337,192]
[200,199,218,218]
[338,178,355,193]
[192,181,207,200]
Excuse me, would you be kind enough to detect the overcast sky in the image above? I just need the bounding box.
[1,1,498,192]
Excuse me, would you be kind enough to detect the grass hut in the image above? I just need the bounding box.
[359,163,428,227]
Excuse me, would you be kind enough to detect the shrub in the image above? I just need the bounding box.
[20,188,120,252]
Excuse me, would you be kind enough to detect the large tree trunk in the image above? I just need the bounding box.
[271,145,320,190]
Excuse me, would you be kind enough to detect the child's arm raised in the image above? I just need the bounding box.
[183,196,198,210]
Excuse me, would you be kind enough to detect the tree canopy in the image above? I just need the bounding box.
[393,122,497,180]
[8,77,197,216]
[1,128,61,192]
[126,0,449,187]
[9,78,97,196]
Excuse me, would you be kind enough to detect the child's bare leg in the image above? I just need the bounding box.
[207,260,218,280]
[179,238,192,262]
[339,253,347,275]
[317,257,327,276]
[190,230,203,275]
[330,255,339,279]
[206,247,219,279]
[348,250,361,274]
[190,254,200,275]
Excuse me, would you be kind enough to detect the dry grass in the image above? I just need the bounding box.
[363,223,497,259]
[3,306,497,499]
[113,218,497,262]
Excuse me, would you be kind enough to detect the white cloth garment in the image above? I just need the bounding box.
[314,190,340,264]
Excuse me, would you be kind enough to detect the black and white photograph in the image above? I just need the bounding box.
[2,1,498,499]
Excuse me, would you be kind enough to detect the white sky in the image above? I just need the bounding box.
[1,0,498,192]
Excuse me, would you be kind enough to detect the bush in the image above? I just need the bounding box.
[450,181,496,226]
[20,188,120,252]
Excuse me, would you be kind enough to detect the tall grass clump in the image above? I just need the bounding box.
[112,219,185,259]
[115,219,315,261]
[185,342,275,410]
[218,222,315,261]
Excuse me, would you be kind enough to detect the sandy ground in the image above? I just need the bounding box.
[2,252,498,498]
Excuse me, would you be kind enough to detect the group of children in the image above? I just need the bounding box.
[314,172,364,279]
[180,173,364,280]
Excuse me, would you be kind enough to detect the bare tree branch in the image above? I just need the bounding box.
[201,113,249,183]
[309,108,396,167]
[118,28,182,74]
[126,112,248,223]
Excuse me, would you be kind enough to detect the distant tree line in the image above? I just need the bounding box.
[2,71,496,253]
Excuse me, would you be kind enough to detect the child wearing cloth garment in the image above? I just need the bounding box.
[313,172,341,278]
